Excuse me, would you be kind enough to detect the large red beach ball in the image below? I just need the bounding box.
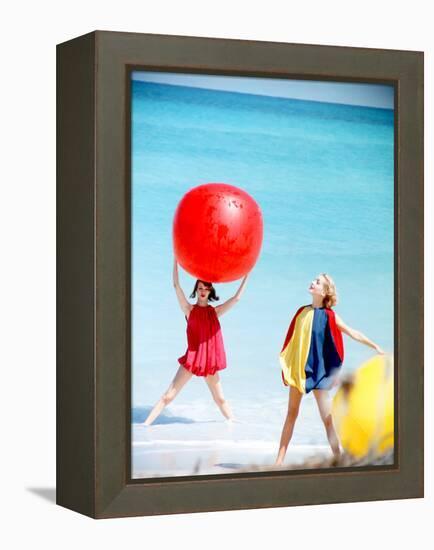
[173,183,263,283]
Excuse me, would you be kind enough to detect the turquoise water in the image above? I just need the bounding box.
[131,80,394,449]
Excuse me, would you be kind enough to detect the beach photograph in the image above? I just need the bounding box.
[130,71,395,479]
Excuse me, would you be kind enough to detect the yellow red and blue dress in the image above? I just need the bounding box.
[279,305,344,394]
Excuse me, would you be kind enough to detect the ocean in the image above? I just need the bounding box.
[131,79,394,477]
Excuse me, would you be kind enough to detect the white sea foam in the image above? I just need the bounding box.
[133,439,330,450]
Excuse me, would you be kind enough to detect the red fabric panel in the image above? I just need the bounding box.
[325,308,344,362]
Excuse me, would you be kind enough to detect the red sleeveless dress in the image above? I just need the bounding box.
[178,304,227,376]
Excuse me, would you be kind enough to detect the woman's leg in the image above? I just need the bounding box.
[313,389,341,458]
[143,366,193,426]
[275,386,303,465]
[205,372,234,421]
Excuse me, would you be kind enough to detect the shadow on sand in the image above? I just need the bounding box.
[132,406,217,426]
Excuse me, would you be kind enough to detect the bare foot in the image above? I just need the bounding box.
[332,448,342,463]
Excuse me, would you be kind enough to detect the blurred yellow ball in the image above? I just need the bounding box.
[332,354,394,458]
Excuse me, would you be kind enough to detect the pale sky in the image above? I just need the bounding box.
[132,71,394,109]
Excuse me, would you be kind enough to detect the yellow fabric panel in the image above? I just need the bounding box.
[279,306,313,394]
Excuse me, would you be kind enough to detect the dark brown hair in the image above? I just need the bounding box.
[190,280,219,302]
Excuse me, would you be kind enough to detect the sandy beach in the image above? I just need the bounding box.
[132,419,331,478]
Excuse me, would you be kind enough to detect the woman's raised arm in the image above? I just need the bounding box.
[173,258,192,317]
[215,274,249,318]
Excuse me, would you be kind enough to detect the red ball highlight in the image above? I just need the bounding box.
[173,183,263,283]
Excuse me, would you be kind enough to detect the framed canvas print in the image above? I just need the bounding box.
[57,31,423,519]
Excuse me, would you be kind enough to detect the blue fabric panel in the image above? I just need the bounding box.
[304,308,343,393]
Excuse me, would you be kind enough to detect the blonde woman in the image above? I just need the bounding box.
[275,274,384,466]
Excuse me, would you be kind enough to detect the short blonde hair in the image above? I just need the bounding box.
[320,273,338,308]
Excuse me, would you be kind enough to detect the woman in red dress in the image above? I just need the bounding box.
[143,258,249,426]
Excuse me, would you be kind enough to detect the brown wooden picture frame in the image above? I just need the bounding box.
[57,30,423,519]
